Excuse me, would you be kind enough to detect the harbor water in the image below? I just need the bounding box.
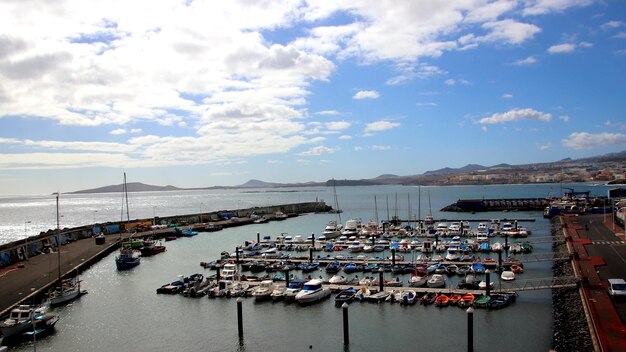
[1,184,612,351]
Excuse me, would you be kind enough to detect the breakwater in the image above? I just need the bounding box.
[0,201,330,270]
[442,198,550,212]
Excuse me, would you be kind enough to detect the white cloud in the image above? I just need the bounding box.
[110,129,127,135]
[601,21,624,31]
[364,120,401,133]
[298,145,338,156]
[444,79,471,86]
[479,108,552,124]
[326,121,351,130]
[478,19,542,44]
[538,143,551,150]
[579,41,593,48]
[416,102,438,107]
[502,93,514,99]
[559,115,571,122]
[481,126,488,133]
[338,135,352,140]
[130,128,142,134]
[523,0,593,16]
[614,32,626,39]
[353,146,363,151]
[548,43,576,54]
[562,132,626,149]
[314,110,340,116]
[514,56,538,65]
[372,145,391,151]
[353,90,380,100]
[267,160,282,164]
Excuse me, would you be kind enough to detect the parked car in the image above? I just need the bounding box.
[608,278,626,299]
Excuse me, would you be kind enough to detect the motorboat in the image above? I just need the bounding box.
[0,302,55,339]
[408,273,427,288]
[427,274,446,288]
[284,279,307,302]
[356,287,371,302]
[251,280,274,301]
[458,293,475,307]
[221,263,238,280]
[348,241,364,252]
[329,275,347,285]
[448,294,462,306]
[478,281,494,290]
[491,242,503,252]
[295,279,331,304]
[401,290,417,305]
[386,290,402,303]
[501,270,515,281]
[322,220,343,239]
[270,286,287,301]
[341,219,362,236]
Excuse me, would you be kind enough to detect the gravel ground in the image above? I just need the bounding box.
[551,220,593,351]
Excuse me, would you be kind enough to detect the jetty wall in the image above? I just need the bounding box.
[0,201,330,269]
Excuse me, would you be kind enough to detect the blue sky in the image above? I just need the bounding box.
[0,0,625,195]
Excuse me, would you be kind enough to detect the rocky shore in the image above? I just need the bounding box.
[550,220,593,351]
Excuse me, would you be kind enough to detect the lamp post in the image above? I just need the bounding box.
[24,221,31,260]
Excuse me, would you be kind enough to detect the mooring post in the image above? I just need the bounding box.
[237,298,243,339]
[504,233,509,251]
[216,267,221,281]
[285,269,290,287]
[311,233,315,249]
[309,247,313,264]
[256,232,260,244]
[235,247,240,264]
[497,250,502,267]
[379,269,384,292]
[391,248,396,266]
[467,307,474,352]
[342,302,350,345]
[485,269,491,297]
[435,233,439,248]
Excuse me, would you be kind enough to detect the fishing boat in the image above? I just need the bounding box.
[295,279,331,304]
[0,302,56,339]
[401,290,417,305]
[140,240,166,256]
[115,248,141,270]
[334,287,356,305]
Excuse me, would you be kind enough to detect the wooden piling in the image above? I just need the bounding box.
[342,302,349,345]
[237,298,243,339]
[467,307,474,352]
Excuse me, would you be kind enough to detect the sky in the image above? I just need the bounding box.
[1,0,626,195]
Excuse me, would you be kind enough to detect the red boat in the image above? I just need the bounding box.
[140,241,167,256]
[511,264,524,273]
[435,294,449,307]
[458,293,475,307]
[448,294,462,306]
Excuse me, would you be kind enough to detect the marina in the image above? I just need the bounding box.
[0,184,617,351]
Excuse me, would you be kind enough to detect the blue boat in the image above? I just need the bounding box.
[299,262,319,272]
[342,262,358,273]
[471,262,486,274]
[335,287,356,305]
[326,261,341,273]
[115,249,140,270]
[182,229,199,237]
[480,242,491,252]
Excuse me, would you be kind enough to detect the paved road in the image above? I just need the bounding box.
[577,214,626,324]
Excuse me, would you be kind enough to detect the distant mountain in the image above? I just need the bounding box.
[68,182,181,194]
[237,179,281,188]
[375,174,399,179]
[425,164,487,175]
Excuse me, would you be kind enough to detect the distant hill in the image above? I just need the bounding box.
[237,179,281,188]
[68,182,181,194]
[375,174,399,179]
[425,164,487,175]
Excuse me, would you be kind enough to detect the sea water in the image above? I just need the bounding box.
[1,183,611,351]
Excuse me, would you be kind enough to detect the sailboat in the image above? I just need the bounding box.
[47,194,84,307]
[115,172,141,270]
[322,179,343,239]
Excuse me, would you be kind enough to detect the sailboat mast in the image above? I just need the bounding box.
[56,193,61,285]
[374,195,379,224]
[333,179,342,224]
[124,172,130,222]
[418,185,421,224]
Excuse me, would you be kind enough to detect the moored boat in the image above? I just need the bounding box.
[435,294,449,307]
[401,290,417,305]
[295,279,331,304]
[335,287,356,305]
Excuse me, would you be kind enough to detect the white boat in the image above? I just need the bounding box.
[251,280,274,301]
[445,249,460,261]
[221,263,238,280]
[341,219,362,236]
[363,244,374,253]
[427,274,446,288]
[421,239,433,253]
[448,222,461,234]
[501,270,515,281]
[358,277,372,286]
[328,275,347,285]
[409,273,427,287]
[270,286,287,301]
[347,241,364,252]
[491,242,503,252]
[477,223,488,231]
[295,279,331,304]
[0,302,53,338]
[401,290,417,305]
[478,281,494,289]
[322,220,343,239]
